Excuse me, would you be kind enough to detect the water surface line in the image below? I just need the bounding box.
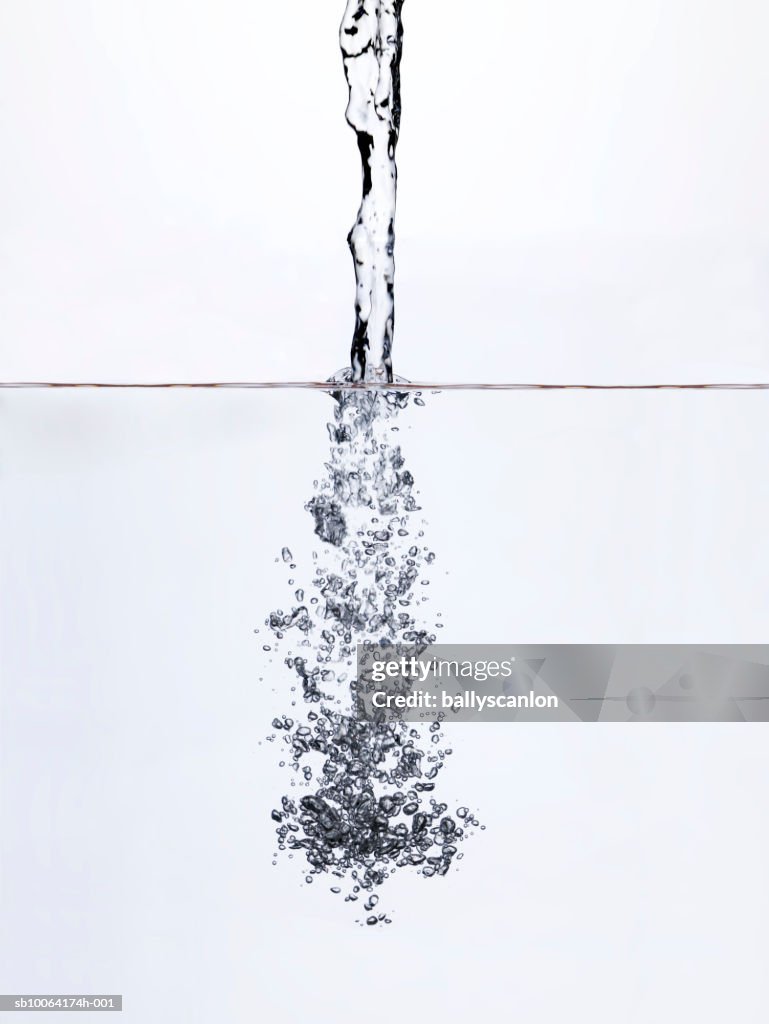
[1,381,767,392]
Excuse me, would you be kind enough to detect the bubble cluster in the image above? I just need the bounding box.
[264,385,478,924]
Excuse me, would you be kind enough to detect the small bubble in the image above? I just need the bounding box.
[627,687,656,717]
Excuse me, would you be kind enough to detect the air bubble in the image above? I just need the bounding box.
[265,386,477,913]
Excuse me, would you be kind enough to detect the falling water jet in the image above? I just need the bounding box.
[340,0,405,383]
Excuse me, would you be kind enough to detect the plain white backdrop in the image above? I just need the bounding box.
[1,3,769,1023]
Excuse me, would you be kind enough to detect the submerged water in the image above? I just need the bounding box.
[266,388,479,925]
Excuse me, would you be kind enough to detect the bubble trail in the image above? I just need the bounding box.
[341,0,405,383]
[265,389,478,924]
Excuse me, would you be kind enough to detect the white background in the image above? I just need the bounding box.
[1,0,768,382]
[1,3,769,1023]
